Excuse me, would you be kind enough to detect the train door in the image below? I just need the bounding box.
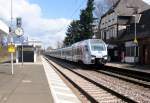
[83,45,90,64]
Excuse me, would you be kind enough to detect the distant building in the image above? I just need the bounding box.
[98,0,150,64]
[0,19,9,60]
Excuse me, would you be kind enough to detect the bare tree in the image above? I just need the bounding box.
[94,1,107,19]
[46,46,53,51]
[94,0,118,19]
[106,0,118,7]
[57,41,63,49]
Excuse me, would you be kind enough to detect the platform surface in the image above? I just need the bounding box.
[0,63,53,103]
[106,62,150,73]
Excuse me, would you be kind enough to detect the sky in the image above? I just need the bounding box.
[0,0,150,49]
[28,0,87,19]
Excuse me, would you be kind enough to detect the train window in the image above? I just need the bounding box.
[85,45,88,52]
[91,44,105,51]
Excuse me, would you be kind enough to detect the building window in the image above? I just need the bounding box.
[106,30,110,40]
[126,47,130,56]
[113,28,115,38]
[101,31,103,39]
[113,27,117,38]
[126,46,139,57]
[111,28,113,38]
[131,47,134,56]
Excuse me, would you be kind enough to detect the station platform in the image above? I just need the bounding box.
[106,62,150,73]
[0,56,81,103]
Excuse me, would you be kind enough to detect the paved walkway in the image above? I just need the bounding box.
[106,62,150,73]
[0,56,81,103]
[0,63,53,103]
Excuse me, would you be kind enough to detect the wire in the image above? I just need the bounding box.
[55,0,86,33]
[70,0,86,18]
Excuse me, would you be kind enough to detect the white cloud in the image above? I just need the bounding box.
[143,0,150,4]
[0,0,71,48]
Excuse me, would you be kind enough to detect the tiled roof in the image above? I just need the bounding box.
[102,0,150,17]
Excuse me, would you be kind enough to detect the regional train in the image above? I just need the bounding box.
[47,39,108,65]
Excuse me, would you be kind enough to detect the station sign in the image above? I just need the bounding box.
[16,17,22,27]
[8,43,15,53]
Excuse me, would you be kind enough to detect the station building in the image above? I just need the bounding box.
[0,19,9,60]
[98,0,150,65]
[0,20,9,45]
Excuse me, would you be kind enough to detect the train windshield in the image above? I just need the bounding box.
[91,44,105,51]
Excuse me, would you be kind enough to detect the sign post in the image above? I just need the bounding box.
[11,52,13,75]
[15,26,24,66]
[22,42,23,66]
[8,43,15,75]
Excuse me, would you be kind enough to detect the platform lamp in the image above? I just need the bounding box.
[127,6,139,64]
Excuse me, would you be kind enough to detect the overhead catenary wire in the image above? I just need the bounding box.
[54,0,86,33]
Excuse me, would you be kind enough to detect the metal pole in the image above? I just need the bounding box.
[11,0,12,25]
[134,15,137,64]
[11,52,13,74]
[22,41,23,66]
[135,15,137,41]
[11,0,14,74]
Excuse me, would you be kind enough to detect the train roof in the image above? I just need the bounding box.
[49,39,106,52]
[72,39,105,46]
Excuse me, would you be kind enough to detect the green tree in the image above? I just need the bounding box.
[64,0,95,46]
[63,20,80,46]
[80,0,95,40]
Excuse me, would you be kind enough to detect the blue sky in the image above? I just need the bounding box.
[28,0,87,19]
[0,0,150,48]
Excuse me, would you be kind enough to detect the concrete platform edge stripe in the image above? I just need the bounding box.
[42,57,75,103]
[42,57,81,103]
[42,57,59,103]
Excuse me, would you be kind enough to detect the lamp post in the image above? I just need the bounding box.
[133,14,138,64]
[133,8,139,64]
[127,6,139,64]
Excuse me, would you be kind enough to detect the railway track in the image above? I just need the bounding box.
[69,63,150,88]
[45,56,150,103]
[102,65,150,82]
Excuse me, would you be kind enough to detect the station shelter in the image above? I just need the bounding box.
[15,40,42,63]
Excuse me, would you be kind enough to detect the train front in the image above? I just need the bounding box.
[90,40,107,65]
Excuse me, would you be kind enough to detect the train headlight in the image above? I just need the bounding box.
[91,55,96,59]
[103,55,108,60]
